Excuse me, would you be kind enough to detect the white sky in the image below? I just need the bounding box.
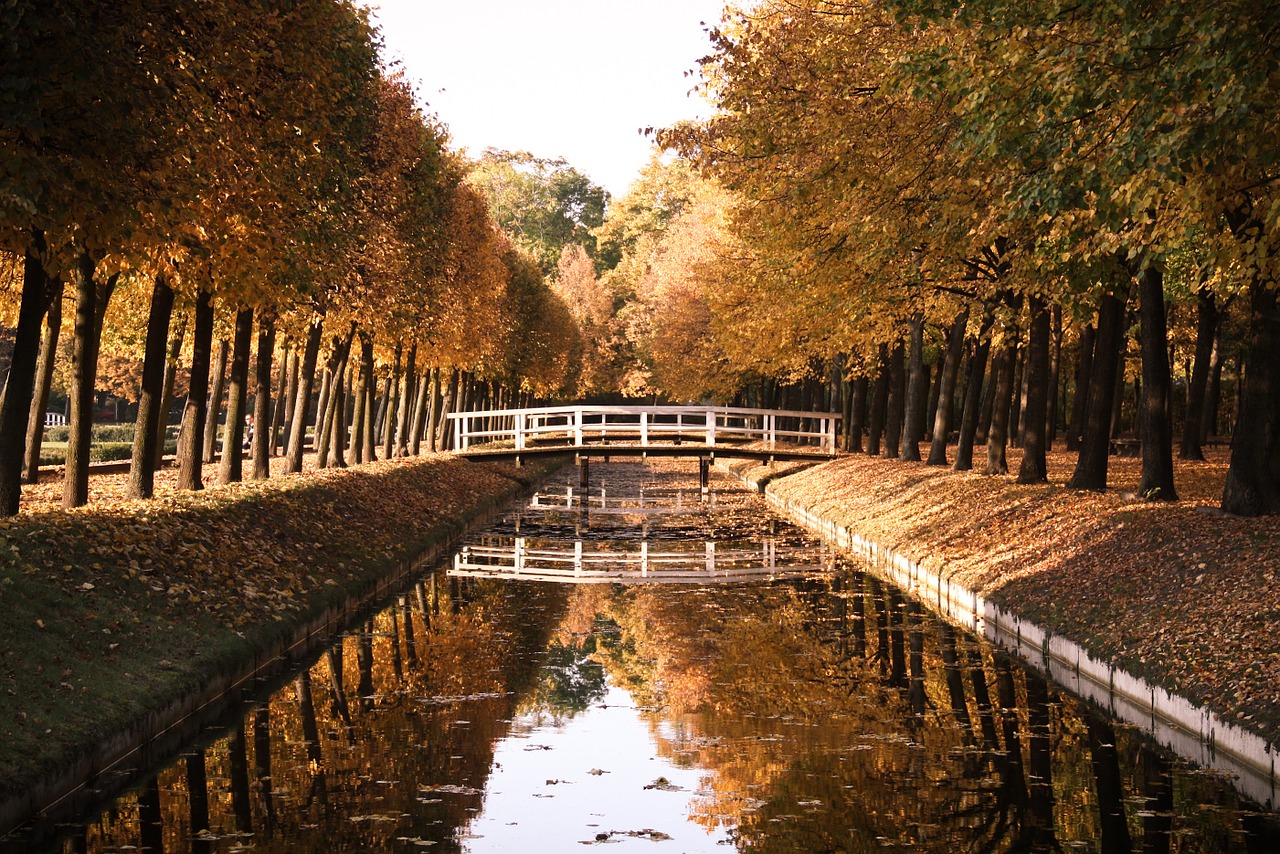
[362,0,728,197]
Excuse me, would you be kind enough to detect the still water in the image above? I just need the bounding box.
[21,461,1280,852]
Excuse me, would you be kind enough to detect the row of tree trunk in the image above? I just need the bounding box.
[733,262,1277,516]
[0,259,532,516]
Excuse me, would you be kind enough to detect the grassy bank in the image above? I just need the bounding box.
[0,453,559,802]
[730,447,1280,745]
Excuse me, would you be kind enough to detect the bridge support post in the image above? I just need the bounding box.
[699,456,710,499]
[579,455,590,490]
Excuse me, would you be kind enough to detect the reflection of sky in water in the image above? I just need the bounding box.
[464,683,730,851]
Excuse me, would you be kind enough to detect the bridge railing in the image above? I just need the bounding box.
[447,404,841,453]
[529,486,713,514]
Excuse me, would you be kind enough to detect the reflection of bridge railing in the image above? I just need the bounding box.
[451,539,834,584]
[447,405,840,455]
[528,487,713,514]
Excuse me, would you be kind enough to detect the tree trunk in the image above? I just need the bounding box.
[1110,350,1127,439]
[1137,264,1177,500]
[202,338,228,464]
[277,348,296,456]
[285,315,324,473]
[317,325,354,469]
[409,365,431,456]
[866,344,890,456]
[436,368,459,451]
[176,289,215,492]
[1047,305,1063,448]
[1202,323,1224,441]
[155,320,185,471]
[425,367,443,452]
[925,358,943,442]
[252,314,275,480]
[311,356,333,468]
[394,342,416,457]
[350,334,370,464]
[371,375,388,448]
[63,254,116,509]
[127,274,175,499]
[1069,289,1129,491]
[23,278,62,484]
[219,306,254,484]
[927,308,969,466]
[0,235,51,515]
[883,340,906,458]
[313,338,340,469]
[900,316,926,462]
[1221,283,1280,515]
[847,375,867,453]
[361,336,376,462]
[459,371,475,421]
[327,338,353,469]
[381,342,402,459]
[954,307,994,472]
[1009,346,1026,447]
[1181,286,1217,460]
[1017,294,1051,484]
[977,348,998,445]
[984,327,1018,476]
[1066,322,1096,452]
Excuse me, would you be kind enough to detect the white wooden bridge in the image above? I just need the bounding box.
[450,538,835,585]
[447,404,840,462]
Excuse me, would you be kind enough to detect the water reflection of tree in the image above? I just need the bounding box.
[68,570,568,853]
[585,572,1268,853]
[528,637,608,716]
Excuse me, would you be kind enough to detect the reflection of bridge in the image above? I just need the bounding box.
[528,487,714,515]
[447,405,841,462]
[450,539,834,584]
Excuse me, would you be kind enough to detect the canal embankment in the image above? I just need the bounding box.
[721,448,1279,807]
[0,453,565,837]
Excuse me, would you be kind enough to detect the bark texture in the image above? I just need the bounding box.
[127,275,175,499]
[1068,289,1128,491]
[1137,265,1177,500]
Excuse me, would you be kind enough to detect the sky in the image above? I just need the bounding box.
[361,0,728,198]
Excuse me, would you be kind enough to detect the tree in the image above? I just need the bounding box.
[468,150,609,277]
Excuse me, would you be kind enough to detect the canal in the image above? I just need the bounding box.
[15,460,1279,852]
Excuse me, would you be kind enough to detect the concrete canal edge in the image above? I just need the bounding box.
[1,455,570,843]
[719,461,1278,810]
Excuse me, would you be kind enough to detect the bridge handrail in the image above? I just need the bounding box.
[446,404,841,453]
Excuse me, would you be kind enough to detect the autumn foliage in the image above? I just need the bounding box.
[0,1,580,515]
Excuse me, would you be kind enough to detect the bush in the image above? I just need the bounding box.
[94,424,136,443]
[41,423,136,445]
[89,442,134,463]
